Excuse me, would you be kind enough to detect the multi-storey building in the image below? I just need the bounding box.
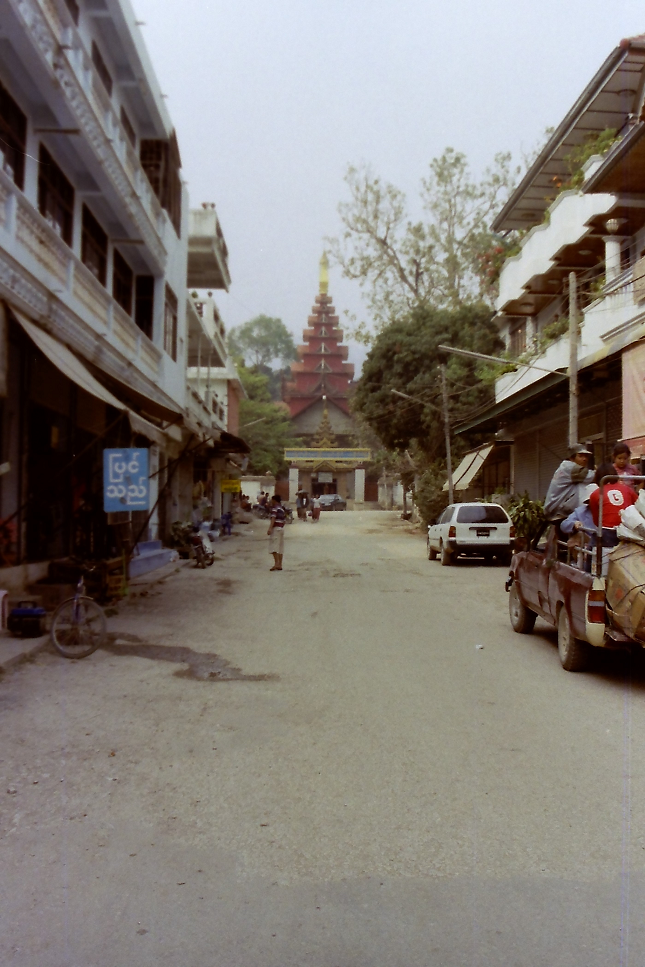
[0,0,241,588]
[460,34,645,499]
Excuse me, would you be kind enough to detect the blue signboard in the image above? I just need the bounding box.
[103,448,150,512]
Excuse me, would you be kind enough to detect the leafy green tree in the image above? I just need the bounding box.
[327,148,520,339]
[413,461,449,526]
[237,366,299,477]
[228,315,298,370]
[353,302,501,456]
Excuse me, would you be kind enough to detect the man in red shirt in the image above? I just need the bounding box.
[587,462,637,539]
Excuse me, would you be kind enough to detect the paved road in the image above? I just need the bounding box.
[1,511,645,966]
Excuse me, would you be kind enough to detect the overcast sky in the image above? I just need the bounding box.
[133,0,644,371]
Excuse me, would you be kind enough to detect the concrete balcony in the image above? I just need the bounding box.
[497,190,615,314]
[186,379,226,435]
[186,293,227,368]
[495,263,644,404]
[9,0,168,268]
[0,167,162,383]
[188,207,230,290]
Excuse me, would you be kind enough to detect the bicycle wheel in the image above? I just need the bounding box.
[50,596,107,659]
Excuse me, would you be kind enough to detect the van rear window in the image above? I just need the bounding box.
[456,505,509,524]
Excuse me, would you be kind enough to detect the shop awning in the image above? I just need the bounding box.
[13,310,168,448]
[213,431,250,454]
[443,444,494,492]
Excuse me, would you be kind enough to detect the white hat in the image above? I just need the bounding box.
[582,483,599,503]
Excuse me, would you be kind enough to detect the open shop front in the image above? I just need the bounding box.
[0,307,177,595]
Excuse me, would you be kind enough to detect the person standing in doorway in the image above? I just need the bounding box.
[267,494,285,571]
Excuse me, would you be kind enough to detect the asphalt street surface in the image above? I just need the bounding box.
[1,510,645,966]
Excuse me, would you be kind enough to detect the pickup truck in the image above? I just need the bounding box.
[506,521,632,672]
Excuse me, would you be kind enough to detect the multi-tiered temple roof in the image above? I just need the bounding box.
[283,255,356,444]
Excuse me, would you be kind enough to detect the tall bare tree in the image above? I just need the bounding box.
[327,148,520,341]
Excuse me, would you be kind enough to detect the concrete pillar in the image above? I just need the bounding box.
[354,467,365,504]
[148,445,159,540]
[0,301,7,398]
[604,236,623,281]
[289,466,299,503]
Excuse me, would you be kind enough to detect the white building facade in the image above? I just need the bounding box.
[461,35,645,499]
[0,0,240,586]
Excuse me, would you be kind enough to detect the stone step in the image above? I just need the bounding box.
[129,542,175,579]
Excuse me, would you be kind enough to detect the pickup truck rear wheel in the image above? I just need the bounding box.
[557,606,590,672]
[440,541,452,566]
[509,584,536,634]
[427,538,437,561]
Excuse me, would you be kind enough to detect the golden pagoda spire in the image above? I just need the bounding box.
[312,400,336,447]
[319,251,329,295]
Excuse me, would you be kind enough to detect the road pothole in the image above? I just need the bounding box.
[101,633,277,682]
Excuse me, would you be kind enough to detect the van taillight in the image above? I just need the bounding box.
[587,589,605,624]
[510,525,515,538]
[449,525,456,539]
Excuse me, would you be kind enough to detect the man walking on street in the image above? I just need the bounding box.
[267,494,285,571]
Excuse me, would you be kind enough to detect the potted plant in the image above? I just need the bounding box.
[507,492,545,551]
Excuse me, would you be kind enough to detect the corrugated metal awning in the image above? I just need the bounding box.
[443,445,494,492]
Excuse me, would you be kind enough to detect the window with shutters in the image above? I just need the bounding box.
[113,249,133,314]
[0,81,27,190]
[81,205,107,284]
[164,284,178,360]
[38,147,74,245]
[120,107,136,148]
[91,42,113,97]
[63,0,79,23]
[135,276,154,339]
[509,319,527,357]
[140,132,182,236]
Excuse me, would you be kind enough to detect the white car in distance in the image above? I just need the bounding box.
[427,502,514,567]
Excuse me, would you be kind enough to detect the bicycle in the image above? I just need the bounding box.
[50,573,107,659]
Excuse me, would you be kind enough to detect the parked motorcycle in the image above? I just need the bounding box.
[190,525,215,567]
[253,504,270,519]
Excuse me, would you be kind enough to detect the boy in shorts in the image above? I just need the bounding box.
[267,494,285,571]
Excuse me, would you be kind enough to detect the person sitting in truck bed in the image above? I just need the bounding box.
[612,442,640,491]
[587,462,638,549]
[543,444,595,521]
[560,484,598,568]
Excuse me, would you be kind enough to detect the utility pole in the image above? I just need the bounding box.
[568,271,578,448]
[440,364,454,504]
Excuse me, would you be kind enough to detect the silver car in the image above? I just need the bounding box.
[318,494,347,511]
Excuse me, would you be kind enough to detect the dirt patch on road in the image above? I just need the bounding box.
[101,633,277,683]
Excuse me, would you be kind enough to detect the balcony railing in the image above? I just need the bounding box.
[19,0,167,266]
[496,261,641,404]
[496,190,615,312]
[186,293,227,366]
[0,166,162,378]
